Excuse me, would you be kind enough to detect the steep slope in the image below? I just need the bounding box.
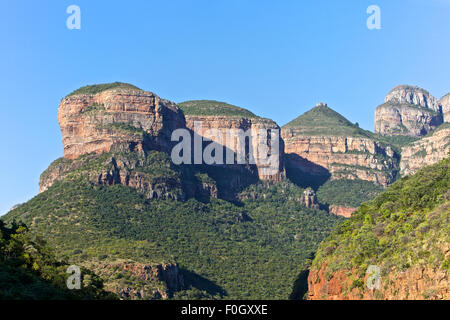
[178,100,285,182]
[307,157,449,300]
[281,103,399,187]
[4,174,342,299]
[400,123,450,176]
[0,222,115,300]
[58,83,185,160]
[375,85,443,137]
[439,93,450,123]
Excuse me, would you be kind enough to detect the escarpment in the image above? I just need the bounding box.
[375,85,443,137]
[178,100,286,182]
[41,86,284,199]
[400,123,450,176]
[58,84,185,160]
[439,93,450,123]
[282,103,399,187]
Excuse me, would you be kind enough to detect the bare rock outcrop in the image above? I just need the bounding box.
[375,85,443,137]
[58,86,185,159]
[308,263,449,300]
[439,93,450,123]
[400,124,450,176]
[328,206,356,218]
[302,188,319,209]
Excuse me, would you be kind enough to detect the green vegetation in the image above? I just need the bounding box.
[317,179,384,208]
[373,134,419,151]
[283,104,373,138]
[96,122,145,135]
[4,169,342,299]
[67,82,141,97]
[0,221,115,299]
[312,157,450,279]
[80,103,106,114]
[423,122,450,138]
[178,100,260,119]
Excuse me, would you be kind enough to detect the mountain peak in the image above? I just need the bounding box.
[178,100,260,119]
[282,103,360,136]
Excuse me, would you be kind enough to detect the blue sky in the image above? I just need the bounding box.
[1,0,449,215]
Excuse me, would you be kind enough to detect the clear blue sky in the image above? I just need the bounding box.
[1,0,449,215]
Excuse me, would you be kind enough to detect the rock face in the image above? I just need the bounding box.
[400,124,450,176]
[179,101,286,182]
[58,87,185,159]
[282,103,399,186]
[375,85,443,137]
[328,206,356,218]
[384,85,440,111]
[39,152,186,200]
[439,93,450,123]
[302,188,319,209]
[308,263,449,300]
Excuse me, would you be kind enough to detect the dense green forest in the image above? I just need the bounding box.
[0,221,115,299]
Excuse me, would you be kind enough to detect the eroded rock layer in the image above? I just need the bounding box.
[179,100,286,181]
[282,104,399,186]
[400,124,450,176]
[58,87,185,159]
[375,85,443,137]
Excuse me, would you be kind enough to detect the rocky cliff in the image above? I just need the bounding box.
[41,86,283,200]
[178,100,285,182]
[439,93,450,123]
[400,123,450,176]
[58,83,185,159]
[282,103,399,186]
[375,85,443,137]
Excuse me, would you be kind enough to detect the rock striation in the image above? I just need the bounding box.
[308,263,449,300]
[400,123,450,176]
[375,85,443,137]
[439,93,450,123]
[58,85,185,159]
[179,100,286,182]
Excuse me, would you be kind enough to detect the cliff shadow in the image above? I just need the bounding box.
[179,268,228,298]
[289,252,315,300]
[284,153,331,190]
[176,127,260,205]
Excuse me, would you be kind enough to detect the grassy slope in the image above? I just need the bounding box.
[178,100,260,119]
[283,104,372,137]
[67,82,141,97]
